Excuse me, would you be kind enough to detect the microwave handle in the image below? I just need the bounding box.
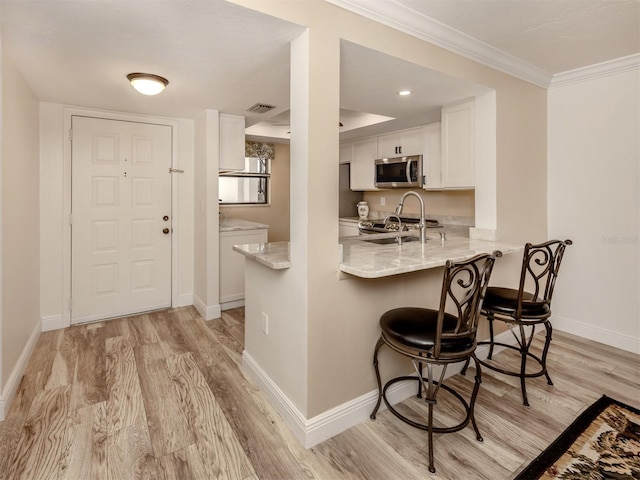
[406,159,413,182]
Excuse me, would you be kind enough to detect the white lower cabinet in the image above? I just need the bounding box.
[339,220,360,237]
[219,228,268,306]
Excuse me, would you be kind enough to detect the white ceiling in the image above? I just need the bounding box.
[1,0,638,141]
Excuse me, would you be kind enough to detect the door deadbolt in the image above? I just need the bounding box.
[163,228,170,234]
[163,215,169,221]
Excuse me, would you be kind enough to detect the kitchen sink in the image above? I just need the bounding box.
[361,236,420,245]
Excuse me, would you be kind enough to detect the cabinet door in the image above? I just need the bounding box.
[377,132,402,158]
[220,229,268,304]
[441,100,475,188]
[400,127,424,156]
[422,122,442,190]
[219,114,245,171]
[339,221,360,237]
[350,137,378,191]
[339,142,353,164]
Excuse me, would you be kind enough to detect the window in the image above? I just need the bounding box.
[219,142,272,205]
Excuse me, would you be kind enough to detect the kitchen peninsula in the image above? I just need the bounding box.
[234,230,520,278]
[233,226,522,448]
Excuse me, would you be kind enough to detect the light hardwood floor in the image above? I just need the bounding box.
[1,306,638,479]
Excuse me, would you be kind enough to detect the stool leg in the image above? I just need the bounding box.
[425,363,436,474]
[486,312,496,360]
[417,361,423,398]
[469,355,484,442]
[370,337,385,420]
[460,357,471,376]
[542,321,554,386]
[517,324,530,407]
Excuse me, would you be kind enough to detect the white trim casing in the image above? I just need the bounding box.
[61,107,182,329]
[327,0,637,89]
[0,322,41,420]
[553,315,640,355]
[193,294,221,321]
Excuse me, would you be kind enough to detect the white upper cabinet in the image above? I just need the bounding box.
[219,114,246,171]
[422,122,442,190]
[377,127,424,158]
[441,100,475,188]
[339,142,353,164]
[349,137,378,191]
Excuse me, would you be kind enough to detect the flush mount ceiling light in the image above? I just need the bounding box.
[127,73,169,95]
[397,90,412,96]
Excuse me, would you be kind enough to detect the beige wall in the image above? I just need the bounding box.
[364,189,475,219]
[1,51,40,390]
[220,142,291,242]
[232,0,548,420]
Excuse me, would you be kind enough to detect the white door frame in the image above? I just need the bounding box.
[62,107,181,328]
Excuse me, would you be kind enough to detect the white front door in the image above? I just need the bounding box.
[71,116,172,324]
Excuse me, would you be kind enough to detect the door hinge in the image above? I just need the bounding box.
[68,214,73,226]
[68,128,73,141]
[169,167,184,174]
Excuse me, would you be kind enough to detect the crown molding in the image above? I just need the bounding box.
[550,54,640,88]
[327,0,553,88]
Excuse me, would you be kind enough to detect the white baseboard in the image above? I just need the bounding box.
[42,314,65,332]
[193,294,221,321]
[221,299,245,311]
[0,321,41,420]
[177,293,194,308]
[242,329,517,449]
[552,314,640,355]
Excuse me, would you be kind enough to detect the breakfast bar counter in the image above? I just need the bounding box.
[233,233,519,278]
[339,233,520,278]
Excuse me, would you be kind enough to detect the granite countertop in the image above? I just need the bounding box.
[339,232,521,278]
[233,241,291,270]
[220,217,269,232]
[232,231,519,277]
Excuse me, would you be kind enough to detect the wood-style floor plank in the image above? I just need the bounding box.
[165,352,255,479]
[107,422,159,480]
[59,401,108,480]
[134,343,195,458]
[105,336,147,434]
[1,306,638,480]
[8,385,71,480]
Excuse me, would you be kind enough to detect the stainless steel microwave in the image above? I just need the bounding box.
[374,155,423,188]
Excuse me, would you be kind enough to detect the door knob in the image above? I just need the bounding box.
[163,228,170,234]
[163,215,169,221]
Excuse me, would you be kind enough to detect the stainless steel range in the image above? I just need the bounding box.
[358,217,441,234]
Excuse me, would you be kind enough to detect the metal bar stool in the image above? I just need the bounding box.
[370,252,500,474]
[462,239,572,406]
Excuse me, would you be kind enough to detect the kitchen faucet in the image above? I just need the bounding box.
[395,191,427,244]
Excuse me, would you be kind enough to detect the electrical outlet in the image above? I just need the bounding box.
[261,312,269,335]
[380,196,386,206]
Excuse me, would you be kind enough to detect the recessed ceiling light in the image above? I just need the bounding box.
[127,73,169,95]
[397,90,412,96]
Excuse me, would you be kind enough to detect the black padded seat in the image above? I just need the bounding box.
[462,239,572,407]
[483,287,550,318]
[380,308,474,353]
[370,252,500,474]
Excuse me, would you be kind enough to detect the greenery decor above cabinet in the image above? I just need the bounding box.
[377,127,424,158]
[219,114,246,171]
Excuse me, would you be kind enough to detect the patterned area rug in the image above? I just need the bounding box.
[515,395,640,479]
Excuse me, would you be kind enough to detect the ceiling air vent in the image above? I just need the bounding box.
[246,103,276,114]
